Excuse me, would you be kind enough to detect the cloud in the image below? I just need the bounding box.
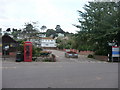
[0,0,88,33]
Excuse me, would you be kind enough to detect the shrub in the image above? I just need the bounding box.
[42,59,51,62]
[42,54,56,62]
[95,49,108,56]
[32,46,43,57]
[88,54,94,58]
[17,40,24,53]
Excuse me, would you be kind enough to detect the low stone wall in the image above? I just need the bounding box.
[9,52,16,56]
[62,49,94,55]
[2,52,16,58]
[42,47,57,50]
[79,51,94,55]
[94,55,108,61]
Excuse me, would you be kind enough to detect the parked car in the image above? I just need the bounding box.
[65,51,78,58]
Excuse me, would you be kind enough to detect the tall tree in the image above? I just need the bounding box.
[40,25,47,32]
[22,22,39,39]
[74,2,119,55]
[6,28,11,32]
[55,25,65,34]
[46,29,57,38]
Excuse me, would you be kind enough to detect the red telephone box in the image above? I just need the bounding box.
[24,41,32,62]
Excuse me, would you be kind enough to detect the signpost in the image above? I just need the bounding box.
[108,41,120,62]
[112,46,120,62]
[108,42,116,46]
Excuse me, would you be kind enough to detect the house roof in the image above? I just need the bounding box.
[27,37,55,40]
[2,34,17,43]
[28,37,41,39]
[41,37,54,40]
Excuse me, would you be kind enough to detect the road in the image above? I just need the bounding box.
[47,50,106,63]
[2,50,118,88]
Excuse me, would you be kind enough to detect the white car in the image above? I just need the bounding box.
[65,51,78,58]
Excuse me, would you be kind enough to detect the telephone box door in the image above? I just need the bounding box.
[24,41,32,62]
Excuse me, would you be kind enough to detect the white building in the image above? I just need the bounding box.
[27,37,57,49]
[41,37,56,49]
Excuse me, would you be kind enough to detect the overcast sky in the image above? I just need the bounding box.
[0,0,90,33]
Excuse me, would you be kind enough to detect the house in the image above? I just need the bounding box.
[1,34,18,56]
[41,37,57,49]
[26,33,47,48]
[27,36,57,49]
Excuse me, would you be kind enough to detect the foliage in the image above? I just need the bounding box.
[32,57,37,61]
[46,29,57,37]
[6,28,11,32]
[42,59,52,62]
[9,22,40,40]
[88,54,94,58]
[56,32,78,49]
[94,48,108,56]
[11,28,22,40]
[22,22,40,40]
[57,43,64,49]
[46,28,72,38]
[17,40,25,53]
[40,25,47,32]
[41,25,47,30]
[42,54,56,62]
[55,25,65,34]
[74,2,120,55]
[32,46,42,57]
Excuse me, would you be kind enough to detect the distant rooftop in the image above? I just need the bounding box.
[41,37,54,40]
